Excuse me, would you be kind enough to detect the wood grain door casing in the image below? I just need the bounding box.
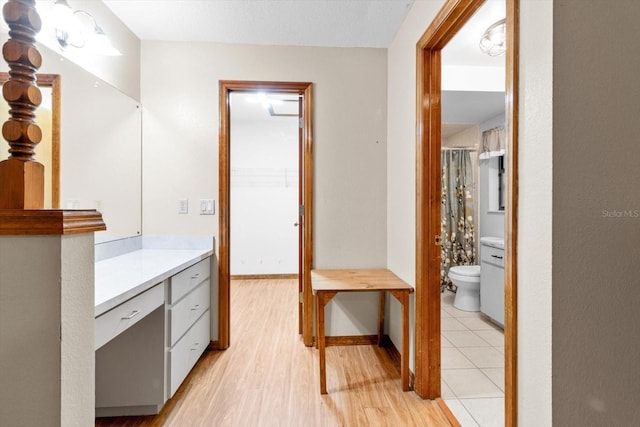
[218,81,314,349]
[415,1,519,426]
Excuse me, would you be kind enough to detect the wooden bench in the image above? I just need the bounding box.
[311,269,414,394]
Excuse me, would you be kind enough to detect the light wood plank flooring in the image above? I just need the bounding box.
[96,278,452,426]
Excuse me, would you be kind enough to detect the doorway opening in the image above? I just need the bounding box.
[414,1,518,426]
[218,81,314,349]
[228,91,300,281]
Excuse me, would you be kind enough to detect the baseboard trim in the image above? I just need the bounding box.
[380,334,415,390]
[230,274,298,280]
[96,404,161,418]
[325,334,379,347]
[436,398,462,427]
[317,334,415,389]
[207,340,221,351]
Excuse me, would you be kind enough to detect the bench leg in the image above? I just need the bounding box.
[400,292,410,391]
[378,291,385,347]
[317,293,327,394]
[391,290,411,392]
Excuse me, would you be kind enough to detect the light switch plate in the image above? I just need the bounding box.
[199,199,215,215]
[178,199,188,214]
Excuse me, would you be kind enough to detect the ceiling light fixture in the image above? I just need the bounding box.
[479,18,506,56]
[245,93,284,110]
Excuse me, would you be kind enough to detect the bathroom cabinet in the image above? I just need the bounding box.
[480,243,505,327]
[95,246,214,417]
[166,258,211,398]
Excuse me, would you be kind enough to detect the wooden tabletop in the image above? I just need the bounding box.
[311,269,414,293]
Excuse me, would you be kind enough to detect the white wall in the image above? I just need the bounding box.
[442,65,505,92]
[230,117,299,275]
[387,0,554,424]
[141,41,388,335]
[60,234,96,427]
[518,1,553,424]
[386,0,448,372]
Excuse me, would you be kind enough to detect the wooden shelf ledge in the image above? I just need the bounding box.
[0,209,106,235]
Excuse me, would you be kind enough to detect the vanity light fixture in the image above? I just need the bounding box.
[74,10,122,56]
[479,18,506,56]
[53,0,84,49]
[53,0,122,56]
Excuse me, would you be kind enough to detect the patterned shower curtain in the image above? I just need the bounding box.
[441,149,476,292]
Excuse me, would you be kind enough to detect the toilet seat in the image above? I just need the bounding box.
[449,265,480,277]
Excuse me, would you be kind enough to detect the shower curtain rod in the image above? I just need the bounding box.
[441,147,478,151]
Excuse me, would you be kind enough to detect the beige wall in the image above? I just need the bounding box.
[387,0,554,424]
[553,0,640,424]
[0,234,95,427]
[141,41,388,335]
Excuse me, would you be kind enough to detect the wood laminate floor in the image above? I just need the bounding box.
[95,278,452,427]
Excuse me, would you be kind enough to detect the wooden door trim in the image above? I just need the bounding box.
[218,80,314,349]
[504,0,519,423]
[415,1,519,426]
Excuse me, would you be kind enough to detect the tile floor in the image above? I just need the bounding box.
[441,290,505,427]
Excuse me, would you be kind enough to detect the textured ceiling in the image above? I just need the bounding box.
[103,0,415,48]
[100,0,507,126]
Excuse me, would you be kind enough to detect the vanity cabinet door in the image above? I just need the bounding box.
[165,256,212,400]
[168,309,210,397]
[169,279,210,346]
[95,283,164,350]
[169,258,210,303]
[480,248,505,327]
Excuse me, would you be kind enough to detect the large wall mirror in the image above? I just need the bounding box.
[0,44,142,243]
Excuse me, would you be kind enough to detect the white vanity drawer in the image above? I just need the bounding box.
[481,245,505,268]
[169,279,210,346]
[95,283,164,350]
[168,258,210,304]
[168,309,210,397]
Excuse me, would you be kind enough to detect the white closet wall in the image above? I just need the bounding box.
[230,116,299,275]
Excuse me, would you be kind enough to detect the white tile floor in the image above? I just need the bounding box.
[441,290,505,427]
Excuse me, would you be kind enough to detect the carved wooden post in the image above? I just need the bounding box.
[0,0,44,209]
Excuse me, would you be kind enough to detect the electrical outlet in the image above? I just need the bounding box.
[178,199,188,214]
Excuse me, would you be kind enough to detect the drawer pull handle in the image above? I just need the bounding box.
[191,273,201,279]
[491,255,504,260]
[190,342,200,350]
[191,304,200,311]
[121,310,140,320]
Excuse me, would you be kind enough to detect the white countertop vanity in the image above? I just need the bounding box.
[94,236,215,417]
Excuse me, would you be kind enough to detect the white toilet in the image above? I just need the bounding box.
[448,265,481,312]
